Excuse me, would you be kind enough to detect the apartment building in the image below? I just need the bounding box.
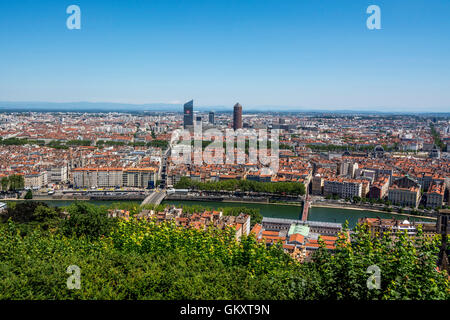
[72,167,157,188]
[311,174,324,195]
[123,168,157,189]
[358,217,437,240]
[133,206,250,240]
[368,176,390,199]
[98,168,123,187]
[49,166,69,183]
[323,177,362,199]
[425,182,445,208]
[388,185,421,208]
[339,161,358,178]
[388,175,421,208]
[72,168,122,188]
[25,171,48,189]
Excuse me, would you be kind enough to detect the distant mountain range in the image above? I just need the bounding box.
[0,101,448,116]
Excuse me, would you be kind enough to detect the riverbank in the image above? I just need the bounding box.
[221,199,302,207]
[4,198,436,229]
[3,197,90,201]
[311,203,436,221]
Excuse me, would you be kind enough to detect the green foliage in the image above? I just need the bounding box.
[111,218,292,276]
[279,143,294,151]
[140,203,262,227]
[66,140,92,147]
[0,137,29,146]
[1,202,62,234]
[96,140,125,146]
[61,202,117,240]
[0,221,303,299]
[128,141,146,147]
[47,139,92,149]
[108,201,141,215]
[310,224,449,299]
[1,201,56,224]
[1,176,8,191]
[7,175,24,191]
[46,140,69,149]
[147,139,168,149]
[0,204,448,300]
[430,124,445,151]
[24,189,33,199]
[33,205,60,222]
[175,177,305,196]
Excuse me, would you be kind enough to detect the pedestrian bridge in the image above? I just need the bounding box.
[301,197,311,221]
[141,190,166,206]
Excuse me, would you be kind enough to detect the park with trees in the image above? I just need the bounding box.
[174,177,306,196]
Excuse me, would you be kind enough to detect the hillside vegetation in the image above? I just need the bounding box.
[0,201,448,300]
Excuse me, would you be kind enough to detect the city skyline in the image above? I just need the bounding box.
[0,100,449,115]
[0,0,449,305]
[1,0,450,112]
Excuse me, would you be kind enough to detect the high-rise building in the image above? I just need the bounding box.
[209,112,215,125]
[183,100,194,129]
[233,103,242,130]
[196,115,202,125]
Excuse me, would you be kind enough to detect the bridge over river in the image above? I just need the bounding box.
[141,190,166,206]
[301,197,311,221]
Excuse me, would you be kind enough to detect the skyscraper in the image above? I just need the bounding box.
[233,103,242,130]
[209,112,215,125]
[183,100,194,129]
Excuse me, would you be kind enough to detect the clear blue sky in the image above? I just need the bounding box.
[0,0,449,112]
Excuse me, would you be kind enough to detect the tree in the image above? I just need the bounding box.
[0,211,448,299]
[1,201,56,224]
[1,176,8,191]
[62,202,116,239]
[33,205,59,222]
[311,223,449,299]
[175,177,306,196]
[24,189,33,199]
[8,175,24,191]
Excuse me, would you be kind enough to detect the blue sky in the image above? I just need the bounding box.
[0,0,449,112]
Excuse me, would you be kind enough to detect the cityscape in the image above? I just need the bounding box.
[0,0,449,310]
[0,102,449,281]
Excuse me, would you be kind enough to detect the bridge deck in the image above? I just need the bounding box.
[141,191,166,206]
[301,199,310,221]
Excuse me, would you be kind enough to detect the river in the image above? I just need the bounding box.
[162,200,434,228]
[14,199,435,229]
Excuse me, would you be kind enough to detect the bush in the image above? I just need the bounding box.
[0,206,448,300]
[2,201,55,224]
[61,202,116,239]
[24,189,33,199]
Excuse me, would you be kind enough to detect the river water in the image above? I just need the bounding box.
[17,199,435,229]
[162,200,434,228]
